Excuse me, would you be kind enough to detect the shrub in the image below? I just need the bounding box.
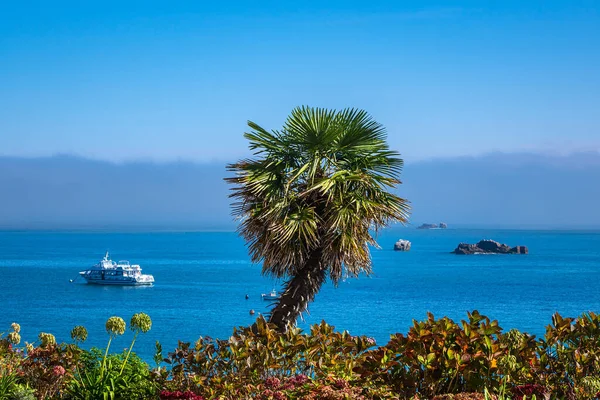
[70,348,157,399]
[533,312,600,399]
[159,390,204,399]
[68,314,156,400]
[355,311,515,397]
[160,316,377,398]
[9,385,36,400]
[18,343,79,399]
[432,394,487,400]
[5,311,600,399]
[0,374,18,400]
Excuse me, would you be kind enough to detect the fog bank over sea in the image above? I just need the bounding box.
[1,152,599,230]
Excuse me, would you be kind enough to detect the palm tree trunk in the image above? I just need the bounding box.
[269,250,326,332]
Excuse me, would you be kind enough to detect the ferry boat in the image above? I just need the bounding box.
[79,252,154,286]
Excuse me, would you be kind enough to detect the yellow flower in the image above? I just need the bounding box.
[70,325,88,343]
[130,313,152,334]
[7,331,20,345]
[105,316,126,336]
[38,332,56,348]
[11,323,20,334]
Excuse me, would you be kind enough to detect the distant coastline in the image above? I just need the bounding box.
[2,225,600,233]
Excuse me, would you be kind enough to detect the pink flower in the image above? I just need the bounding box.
[53,365,66,377]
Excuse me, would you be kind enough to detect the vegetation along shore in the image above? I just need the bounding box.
[2,311,600,399]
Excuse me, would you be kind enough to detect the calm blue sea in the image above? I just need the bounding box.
[1,229,599,361]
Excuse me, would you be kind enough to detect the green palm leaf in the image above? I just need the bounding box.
[226,106,410,331]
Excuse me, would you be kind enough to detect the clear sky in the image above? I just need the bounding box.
[1,1,599,162]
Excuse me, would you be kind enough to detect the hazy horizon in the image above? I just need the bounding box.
[2,151,599,231]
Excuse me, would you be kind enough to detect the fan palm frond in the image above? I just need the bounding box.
[226,106,410,331]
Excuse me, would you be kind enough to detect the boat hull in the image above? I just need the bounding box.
[79,273,154,286]
[82,279,153,286]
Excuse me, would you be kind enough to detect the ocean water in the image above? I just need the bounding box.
[0,229,599,361]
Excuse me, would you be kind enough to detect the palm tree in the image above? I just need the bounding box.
[226,106,410,332]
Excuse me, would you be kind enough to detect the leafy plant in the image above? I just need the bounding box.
[16,339,79,399]
[534,312,600,399]
[160,316,378,398]
[9,384,36,400]
[0,374,17,400]
[159,390,204,399]
[6,311,600,399]
[70,352,157,400]
[69,314,156,400]
[227,106,410,331]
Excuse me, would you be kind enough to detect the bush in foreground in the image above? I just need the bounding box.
[2,311,600,399]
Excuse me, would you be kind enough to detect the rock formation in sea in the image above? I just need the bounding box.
[452,239,528,255]
[417,223,437,229]
[417,223,448,229]
[394,239,411,251]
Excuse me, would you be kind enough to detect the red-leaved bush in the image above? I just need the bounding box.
[159,390,204,400]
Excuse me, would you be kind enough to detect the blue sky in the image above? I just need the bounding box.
[1,1,598,162]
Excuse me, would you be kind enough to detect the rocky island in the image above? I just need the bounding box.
[452,239,528,255]
[417,222,447,229]
[393,239,411,251]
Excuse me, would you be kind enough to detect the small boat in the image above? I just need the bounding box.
[261,289,278,301]
[79,252,154,286]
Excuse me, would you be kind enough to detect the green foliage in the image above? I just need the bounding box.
[158,312,600,399]
[10,385,36,400]
[4,312,600,399]
[228,106,409,281]
[159,316,377,398]
[356,311,513,397]
[153,341,163,369]
[70,350,157,400]
[535,311,600,399]
[120,313,152,374]
[0,374,17,400]
[69,314,155,400]
[227,106,410,330]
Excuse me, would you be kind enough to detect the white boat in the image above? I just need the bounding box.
[79,252,154,286]
[261,289,278,301]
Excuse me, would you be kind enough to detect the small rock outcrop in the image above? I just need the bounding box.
[394,239,411,251]
[417,223,448,229]
[452,240,528,255]
[418,223,437,229]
